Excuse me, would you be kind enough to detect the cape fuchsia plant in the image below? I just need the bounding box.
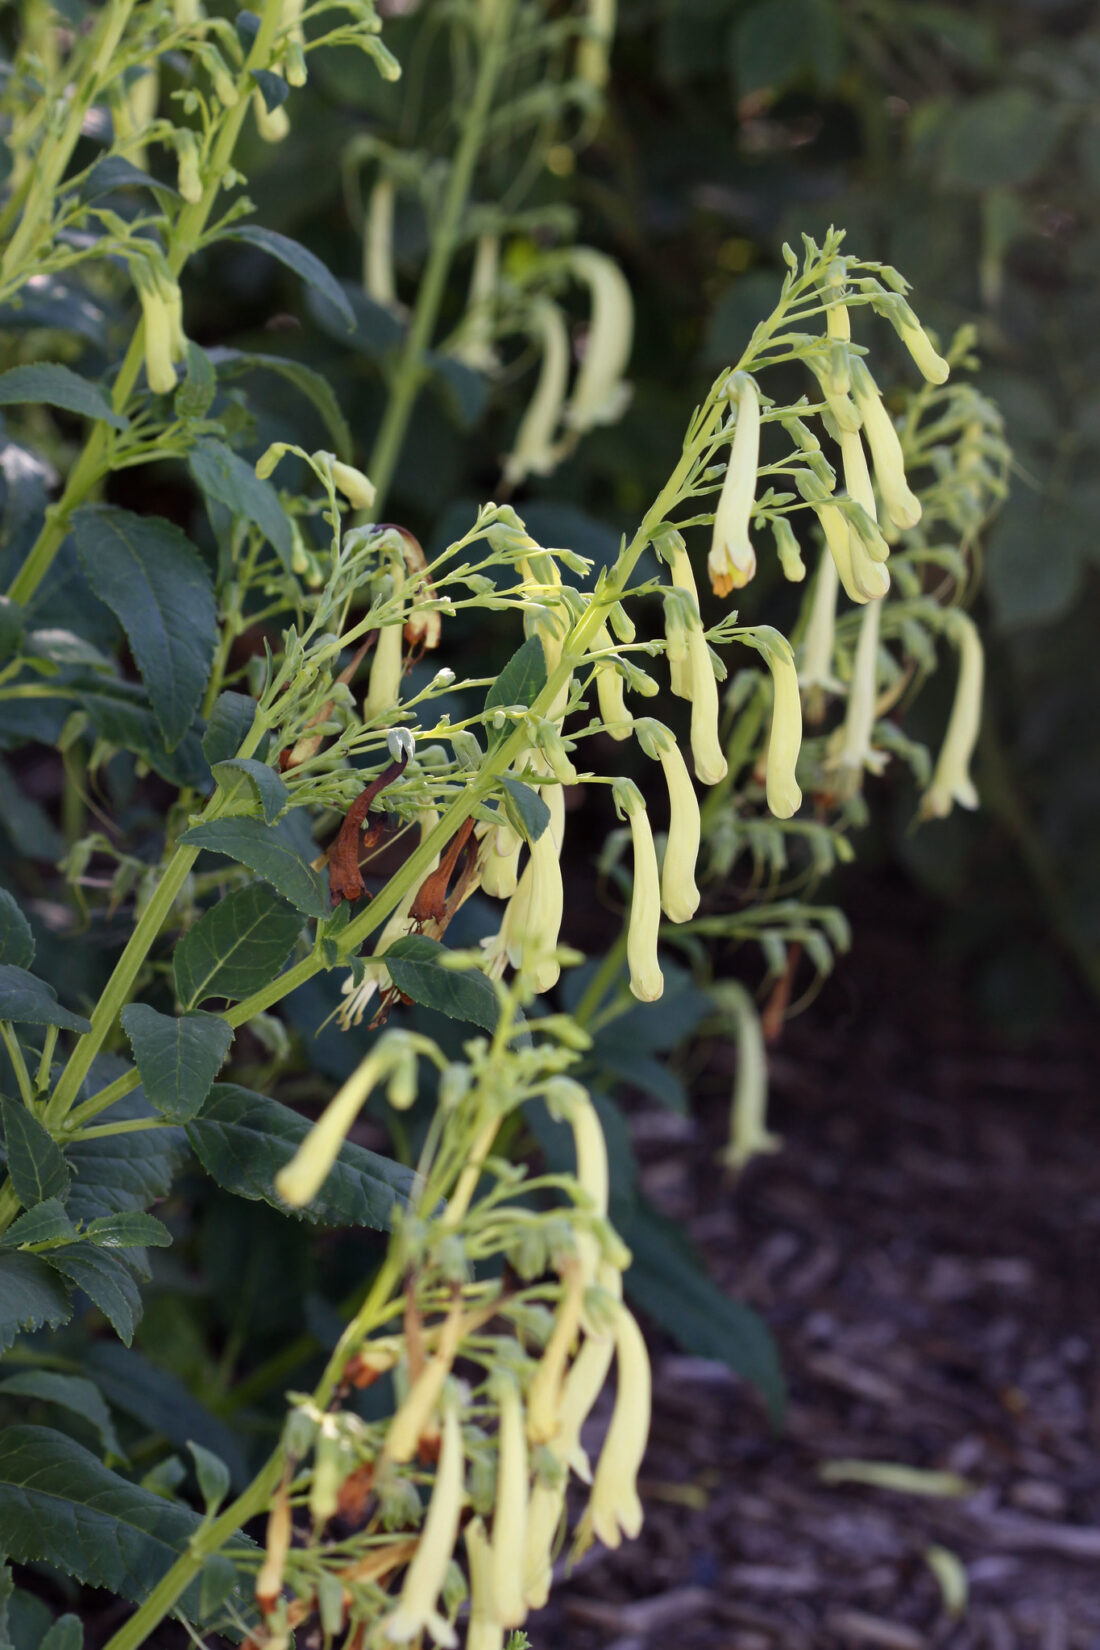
[0,0,1006,1645]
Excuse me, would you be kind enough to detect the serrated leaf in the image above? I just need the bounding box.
[498,776,550,844]
[0,1254,71,1351]
[187,1441,230,1513]
[83,1343,247,1488]
[179,817,328,917]
[64,1092,187,1224]
[82,1211,172,1250]
[174,342,217,420]
[187,1083,417,1229]
[220,225,355,330]
[81,681,212,789]
[0,965,90,1032]
[202,690,259,766]
[173,883,302,1008]
[0,364,128,431]
[212,757,289,824]
[484,636,547,748]
[207,347,353,460]
[0,1372,123,1460]
[187,437,294,569]
[71,506,216,751]
[0,1199,75,1250]
[0,892,34,969]
[43,1244,143,1344]
[0,1425,253,1612]
[119,1005,233,1123]
[383,935,499,1031]
[0,1097,70,1207]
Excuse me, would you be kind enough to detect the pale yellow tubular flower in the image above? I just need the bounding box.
[275,1047,384,1206]
[480,823,521,899]
[330,460,377,510]
[687,627,728,786]
[363,175,399,312]
[465,1518,504,1650]
[564,248,633,433]
[799,547,842,706]
[452,233,500,372]
[716,982,779,1172]
[708,374,759,596]
[526,1264,584,1445]
[504,821,563,993]
[175,129,202,203]
[850,360,922,531]
[640,723,699,923]
[503,297,569,488]
[833,593,885,794]
[577,0,616,88]
[897,307,950,385]
[762,636,803,819]
[665,536,699,700]
[848,530,891,601]
[594,623,633,741]
[581,1303,651,1549]
[826,298,851,343]
[814,499,861,604]
[547,1078,608,1288]
[385,1394,465,1647]
[617,781,664,1003]
[253,85,290,142]
[382,1304,466,1467]
[135,270,177,396]
[490,1376,530,1628]
[364,620,404,721]
[839,427,890,563]
[521,1482,566,1613]
[920,611,983,819]
[116,65,159,170]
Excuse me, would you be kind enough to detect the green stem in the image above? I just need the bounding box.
[367,0,517,513]
[0,1023,34,1107]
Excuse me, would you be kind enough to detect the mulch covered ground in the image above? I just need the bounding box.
[533,904,1100,1650]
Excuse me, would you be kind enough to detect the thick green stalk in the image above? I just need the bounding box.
[367,0,517,513]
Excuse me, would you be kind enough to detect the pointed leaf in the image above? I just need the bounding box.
[0,1254,71,1351]
[82,1211,172,1250]
[207,348,354,460]
[173,883,302,1008]
[498,776,549,844]
[484,636,547,748]
[0,364,128,431]
[0,965,90,1032]
[0,1372,123,1460]
[0,1199,75,1250]
[187,437,294,568]
[81,681,212,789]
[202,690,260,766]
[220,225,355,330]
[38,1616,82,1650]
[383,934,499,1031]
[72,506,216,750]
[0,893,34,970]
[119,1005,233,1123]
[64,1093,187,1224]
[43,1244,143,1344]
[83,1343,248,1488]
[76,153,180,202]
[179,816,328,916]
[187,1083,417,1230]
[187,1441,230,1514]
[212,757,289,824]
[0,1097,70,1207]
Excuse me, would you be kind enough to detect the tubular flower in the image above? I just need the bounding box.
[503,297,569,488]
[490,1375,530,1628]
[833,593,887,796]
[615,778,664,1003]
[453,233,500,372]
[920,611,983,818]
[850,359,922,531]
[255,1481,292,1613]
[687,626,728,786]
[382,1303,466,1467]
[175,129,202,203]
[275,1046,388,1206]
[339,813,440,1027]
[133,269,177,395]
[799,549,843,715]
[761,634,803,819]
[665,534,700,700]
[594,624,633,741]
[894,303,950,385]
[636,719,700,923]
[564,248,633,433]
[581,1303,651,1549]
[465,1519,504,1650]
[480,821,521,899]
[252,83,290,142]
[545,1077,608,1289]
[526,1263,585,1445]
[708,374,760,596]
[716,982,779,1172]
[772,514,806,582]
[839,428,891,564]
[363,175,400,313]
[577,0,616,87]
[331,460,377,510]
[385,1393,465,1647]
[504,817,564,993]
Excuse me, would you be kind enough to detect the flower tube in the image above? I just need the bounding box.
[581,1303,651,1549]
[363,175,399,312]
[920,611,983,818]
[594,624,633,741]
[503,298,569,487]
[564,249,633,433]
[489,1374,529,1627]
[833,593,885,795]
[275,1046,387,1206]
[708,375,759,596]
[687,626,728,786]
[465,1518,504,1650]
[636,720,700,923]
[850,359,922,531]
[614,778,663,1003]
[760,634,802,819]
[385,1393,465,1646]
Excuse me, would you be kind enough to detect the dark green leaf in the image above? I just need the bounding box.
[0,1372,123,1459]
[0,965,90,1033]
[428,352,490,430]
[64,1092,187,1224]
[119,1005,233,1123]
[212,756,289,824]
[76,153,179,202]
[0,1255,71,1351]
[220,225,355,330]
[43,1244,143,1344]
[82,1211,172,1251]
[0,364,128,431]
[383,934,499,1031]
[187,1441,230,1513]
[72,506,216,750]
[24,626,111,671]
[202,690,259,766]
[187,1083,417,1229]
[595,1049,687,1112]
[173,883,302,1008]
[619,1197,785,1424]
[187,437,294,568]
[0,1097,70,1207]
[173,342,217,420]
[81,680,212,789]
[733,0,845,96]
[6,1588,53,1650]
[83,1343,247,1488]
[251,66,290,110]
[0,892,34,970]
[484,636,547,748]
[304,279,404,355]
[939,88,1060,190]
[0,598,23,665]
[235,7,261,47]
[38,1616,81,1650]
[498,776,550,844]
[0,759,63,861]
[0,1199,75,1250]
[207,347,354,460]
[179,817,328,917]
[0,1425,252,1611]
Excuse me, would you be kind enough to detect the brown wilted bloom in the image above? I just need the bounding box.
[327,752,409,906]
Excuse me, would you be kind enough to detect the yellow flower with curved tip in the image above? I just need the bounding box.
[833,594,887,795]
[465,1518,504,1650]
[708,374,759,596]
[480,821,521,899]
[594,623,633,741]
[687,627,727,786]
[453,234,500,372]
[136,279,177,396]
[502,813,563,993]
[896,305,950,385]
[799,549,842,709]
[521,1480,566,1613]
[545,1077,608,1289]
[490,1374,529,1628]
[760,634,802,820]
[503,298,569,488]
[581,1303,650,1549]
[636,720,700,923]
[564,249,633,433]
[274,1047,386,1207]
[920,611,983,818]
[850,360,922,531]
[526,1263,584,1445]
[363,174,399,312]
[716,982,780,1172]
[175,129,202,204]
[615,779,664,1003]
[385,1393,465,1647]
[382,1303,466,1467]
[839,428,890,563]
[577,0,616,88]
[330,459,377,511]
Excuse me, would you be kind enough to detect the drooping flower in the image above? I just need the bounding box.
[920,611,983,818]
[760,633,803,819]
[545,1077,608,1289]
[385,1392,465,1646]
[275,1046,387,1207]
[503,298,569,488]
[382,1302,466,1467]
[480,821,521,899]
[850,359,922,531]
[798,548,843,712]
[465,1518,504,1650]
[594,623,633,741]
[832,593,887,795]
[576,0,616,88]
[635,720,700,923]
[687,626,727,786]
[894,303,950,385]
[489,1374,529,1628]
[526,1262,585,1445]
[716,981,780,1172]
[452,234,500,372]
[708,375,759,596]
[132,261,178,396]
[330,459,377,510]
[614,778,664,1003]
[563,249,633,434]
[253,82,290,142]
[580,1302,651,1549]
[363,175,400,313]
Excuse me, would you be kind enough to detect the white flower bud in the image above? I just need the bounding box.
[252,85,290,142]
[331,459,377,509]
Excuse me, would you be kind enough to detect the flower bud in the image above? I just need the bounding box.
[772,514,805,582]
[707,374,759,596]
[896,305,950,385]
[200,45,238,106]
[132,262,177,395]
[636,720,699,923]
[594,624,633,741]
[174,128,202,202]
[761,635,802,819]
[480,823,520,899]
[503,298,569,487]
[614,778,663,1002]
[331,460,377,510]
[385,1392,465,1646]
[920,611,982,818]
[252,85,290,142]
[687,626,727,786]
